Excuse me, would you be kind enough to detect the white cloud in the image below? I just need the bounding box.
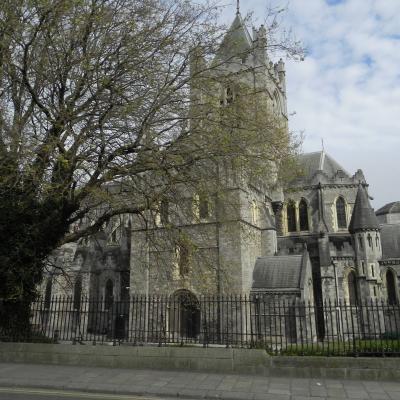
[276,0,400,208]
[216,0,400,208]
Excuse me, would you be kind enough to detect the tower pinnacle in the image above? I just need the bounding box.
[349,184,379,234]
[236,0,240,14]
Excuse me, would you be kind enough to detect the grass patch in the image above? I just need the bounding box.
[279,340,400,356]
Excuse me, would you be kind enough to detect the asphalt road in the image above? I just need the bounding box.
[0,388,180,400]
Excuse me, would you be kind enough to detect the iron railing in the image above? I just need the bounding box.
[1,295,400,356]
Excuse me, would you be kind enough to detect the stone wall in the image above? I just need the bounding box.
[1,343,399,381]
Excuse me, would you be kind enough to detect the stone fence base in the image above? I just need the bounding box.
[0,343,399,381]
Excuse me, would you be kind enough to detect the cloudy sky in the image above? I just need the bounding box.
[216,0,400,210]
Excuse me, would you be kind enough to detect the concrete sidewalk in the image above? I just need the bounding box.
[0,362,399,400]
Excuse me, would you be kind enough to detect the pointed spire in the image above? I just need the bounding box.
[236,0,240,15]
[213,12,252,63]
[349,184,380,234]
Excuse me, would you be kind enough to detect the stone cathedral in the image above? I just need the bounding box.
[41,11,400,323]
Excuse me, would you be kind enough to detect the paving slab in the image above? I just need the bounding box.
[0,362,400,400]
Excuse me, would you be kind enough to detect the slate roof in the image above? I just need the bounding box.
[348,184,380,233]
[252,254,305,290]
[380,224,400,259]
[295,151,350,184]
[376,202,400,216]
[214,13,253,63]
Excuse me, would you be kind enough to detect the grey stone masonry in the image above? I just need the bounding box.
[0,361,400,400]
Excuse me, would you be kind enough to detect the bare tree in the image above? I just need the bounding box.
[0,0,302,303]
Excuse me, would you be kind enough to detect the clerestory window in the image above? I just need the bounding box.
[287,201,296,233]
[299,199,309,231]
[336,197,347,229]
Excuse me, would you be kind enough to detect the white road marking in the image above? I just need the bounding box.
[0,387,160,400]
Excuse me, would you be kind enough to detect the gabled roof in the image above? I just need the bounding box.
[296,151,350,183]
[380,224,400,259]
[348,184,380,233]
[214,13,253,63]
[376,201,400,216]
[252,253,307,290]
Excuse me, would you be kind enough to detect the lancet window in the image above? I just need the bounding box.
[336,197,347,229]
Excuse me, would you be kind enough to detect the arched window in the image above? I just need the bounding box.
[73,276,82,311]
[44,279,52,309]
[368,234,373,248]
[387,270,397,305]
[376,235,380,248]
[299,199,309,231]
[348,271,358,305]
[336,197,347,229]
[287,201,297,233]
[105,279,114,310]
[358,235,363,249]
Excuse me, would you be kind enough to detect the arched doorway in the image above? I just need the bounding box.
[169,290,200,339]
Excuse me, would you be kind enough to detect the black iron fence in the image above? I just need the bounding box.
[1,295,400,356]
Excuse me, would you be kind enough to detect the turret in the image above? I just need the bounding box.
[349,184,382,299]
[276,58,286,92]
[252,24,268,65]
